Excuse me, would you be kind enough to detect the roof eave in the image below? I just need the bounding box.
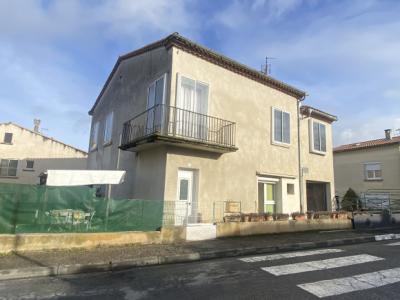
[89,33,307,115]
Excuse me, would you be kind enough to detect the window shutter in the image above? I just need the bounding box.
[282,112,290,144]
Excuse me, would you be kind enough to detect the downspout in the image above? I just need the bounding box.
[297,96,306,213]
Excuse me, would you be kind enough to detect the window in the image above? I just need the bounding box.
[0,159,18,177]
[90,121,99,150]
[287,183,295,195]
[365,163,382,180]
[273,108,290,144]
[103,112,113,144]
[147,75,167,133]
[311,121,326,153]
[3,132,12,144]
[26,160,34,169]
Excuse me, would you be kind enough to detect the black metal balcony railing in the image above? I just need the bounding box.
[121,104,236,150]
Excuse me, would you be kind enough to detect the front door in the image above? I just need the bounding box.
[176,170,194,225]
[306,182,327,211]
[258,182,276,214]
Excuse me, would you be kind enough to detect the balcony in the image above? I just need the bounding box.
[120,104,237,153]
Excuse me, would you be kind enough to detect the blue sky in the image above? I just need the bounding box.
[1,0,400,151]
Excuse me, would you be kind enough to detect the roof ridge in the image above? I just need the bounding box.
[89,32,306,115]
[0,122,88,155]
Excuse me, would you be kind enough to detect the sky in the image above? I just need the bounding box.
[1,0,400,151]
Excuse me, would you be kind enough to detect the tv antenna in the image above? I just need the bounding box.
[261,56,277,75]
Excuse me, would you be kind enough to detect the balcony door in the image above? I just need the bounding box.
[176,75,209,140]
[146,74,166,135]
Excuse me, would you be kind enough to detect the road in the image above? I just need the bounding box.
[2,240,400,299]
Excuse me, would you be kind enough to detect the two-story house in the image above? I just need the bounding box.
[0,121,87,184]
[334,129,400,199]
[87,33,337,223]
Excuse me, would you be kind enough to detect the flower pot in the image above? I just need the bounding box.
[274,213,289,221]
[306,212,314,220]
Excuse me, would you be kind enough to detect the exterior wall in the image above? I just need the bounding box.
[0,123,87,184]
[164,47,303,221]
[334,144,400,198]
[87,47,173,199]
[88,43,336,219]
[300,116,336,211]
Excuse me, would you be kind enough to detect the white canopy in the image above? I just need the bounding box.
[45,170,126,186]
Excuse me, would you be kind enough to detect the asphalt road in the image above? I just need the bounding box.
[2,241,400,300]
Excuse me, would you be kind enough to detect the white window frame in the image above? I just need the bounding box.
[176,73,209,115]
[364,162,382,181]
[272,107,291,146]
[0,159,18,177]
[90,121,99,150]
[103,111,114,145]
[147,74,167,109]
[310,119,327,154]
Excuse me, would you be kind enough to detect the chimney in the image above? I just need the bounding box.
[384,129,392,140]
[33,119,41,133]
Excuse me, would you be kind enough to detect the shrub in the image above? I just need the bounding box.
[341,188,361,211]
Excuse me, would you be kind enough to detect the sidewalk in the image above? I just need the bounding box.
[1,228,400,280]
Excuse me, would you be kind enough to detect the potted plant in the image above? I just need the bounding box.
[337,211,349,219]
[306,211,314,220]
[241,213,251,222]
[273,213,289,221]
[249,213,259,222]
[316,211,331,219]
[264,213,274,221]
[291,212,306,221]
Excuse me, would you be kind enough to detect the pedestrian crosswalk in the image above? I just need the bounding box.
[298,267,400,298]
[239,243,400,298]
[261,254,383,276]
[238,248,343,263]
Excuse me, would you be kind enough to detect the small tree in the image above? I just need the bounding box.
[341,188,361,211]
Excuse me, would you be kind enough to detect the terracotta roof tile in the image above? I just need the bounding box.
[333,136,400,153]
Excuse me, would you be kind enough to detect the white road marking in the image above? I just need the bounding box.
[261,254,384,276]
[386,241,400,246]
[239,249,344,263]
[375,233,400,241]
[298,267,400,298]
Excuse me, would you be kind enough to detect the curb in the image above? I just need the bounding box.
[1,233,398,281]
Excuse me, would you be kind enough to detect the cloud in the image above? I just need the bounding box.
[0,0,196,150]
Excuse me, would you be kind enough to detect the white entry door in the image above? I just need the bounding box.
[176,170,194,225]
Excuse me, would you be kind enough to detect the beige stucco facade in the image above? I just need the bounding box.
[88,36,337,222]
[0,123,87,185]
[334,144,400,198]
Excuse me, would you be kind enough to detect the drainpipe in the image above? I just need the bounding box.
[297,96,306,213]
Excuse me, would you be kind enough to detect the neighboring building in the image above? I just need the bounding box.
[334,129,400,198]
[87,33,337,223]
[0,121,87,184]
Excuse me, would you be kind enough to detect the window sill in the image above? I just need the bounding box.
[89,146,98,153]
[103,141,112,148]
[364,179,383,182]
[0,142,13,145]
[0,176,18,179]
[310,149,326,156]
[271,141,290,148]
[23,169,35,172]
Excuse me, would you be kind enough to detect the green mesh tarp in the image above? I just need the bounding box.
[0,183,164,234]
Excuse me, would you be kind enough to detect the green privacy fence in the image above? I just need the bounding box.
[0,183,164,234]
